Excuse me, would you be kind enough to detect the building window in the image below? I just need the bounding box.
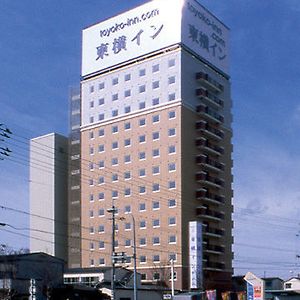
[89,179,94,186]
[139,68,146,76]
[89,226,95,234]
[140,238,146,246]
[124,122,131,130]
[98,144,104,152]
[168,58,175,67]
[89,131,94,139]
[98,225,105,233]
[98,113,105,121]
[153,272,160,280]
[112,93,118,101]
[139,186,146,194]
[124,171,131,180]
[152,115,160,123]
[98,129,104,137]
[168,76,176,84]
[98,208,105,216]
[169,217,176,226]
[124,188,131,197]
[112,141,118,149]
[139,102,146,109]
[168,93,176,101]
[98,98,104,106]
[125,106,131,114]
[99,82,105,90]
[152,149,160,157]
[125,205,131,213]
[168,111,176,120]
[168,163,176,172]
[89,210,94,218]
[168,181,176,189]
[90,86,94,93]
[125,89,131,97]
[169,253,177,261]
[139,169,146,177]
[112,190,118,198]
[89,162,94,171]
[152,165,159,174]
[112,125,118,133]
[89,147,94,155]
[90,259,94,266]
[152,98,159,106]
[153,220,160,228]
[125,239,131,247]
[152,132,159,140]
[99,241,105,249]
[125,73,131,81]
[139,152,146,160]
[89,194,94,202]
[152,183,160,192]
[139,118,146,126]
[153,255,160,263]
[98,192,104,200]
[152,64,159,73]
[139,85,146,93]
[112,174,118,182]
[168,199,176,207]
[139,203,146,211]
[152,201,160,210]
[169,145,176,154]
[90,116,94,123]
[112,109,118,117]
[112,157,118,166]
[140,220,146,229]
[90,101,94,108]
[124,155,131,163]
[99,258,105,265]
[99,160,104,168]
[153,236,160,245]
[98,176,104,184]
[140,256,147,263]
[89,242,94,250]
[125,222,131,230]
[168,128,176,136]
[169,235,176,244]
[112,77,118,85]
[152,81,159,89]
[139,135,146,143]
[114,240,119,248]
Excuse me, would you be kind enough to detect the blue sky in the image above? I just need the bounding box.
[1,0,300,279]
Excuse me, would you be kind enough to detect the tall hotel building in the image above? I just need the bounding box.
[78,0,233,291]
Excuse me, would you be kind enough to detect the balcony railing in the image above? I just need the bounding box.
[196,121,224,140]
[196,72,224,93]
[196,172,224,188]
[204,244,225,254]
[196,105,224,123]
[196,138,224,155]
[197,207,224,221]
[196,88,224,108]
[196,189,225,204]
[196,155,224,171]
[203,261,225,271]
[203,227,224,237]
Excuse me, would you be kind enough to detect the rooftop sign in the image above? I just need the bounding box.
[82,0,229,77]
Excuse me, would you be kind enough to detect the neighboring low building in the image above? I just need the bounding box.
[284,277,300,291]
[64,267,165,300]
[29,133,68,261]
[0,252,64,300]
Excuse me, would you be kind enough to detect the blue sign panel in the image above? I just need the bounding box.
[247,282,254,300]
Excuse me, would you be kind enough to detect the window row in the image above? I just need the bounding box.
[89,77,176,105]
[88,94,176,123]
[89,111,176,139]
[89,217,176,234]
[89,59,176,93]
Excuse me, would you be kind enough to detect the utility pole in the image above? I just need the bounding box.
[107,203,118,300]
[130,214,138,300]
